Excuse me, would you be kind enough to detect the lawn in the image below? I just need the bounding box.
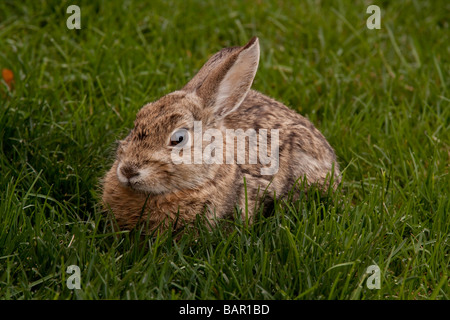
[0,0,448,300]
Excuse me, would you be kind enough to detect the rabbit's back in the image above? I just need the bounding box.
[224,90,340,197]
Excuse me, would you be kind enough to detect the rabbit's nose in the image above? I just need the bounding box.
[120,165,140,180]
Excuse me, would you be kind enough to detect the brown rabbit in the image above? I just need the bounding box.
[101,37,340,233]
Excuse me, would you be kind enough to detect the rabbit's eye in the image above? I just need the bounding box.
[169,129,189,147]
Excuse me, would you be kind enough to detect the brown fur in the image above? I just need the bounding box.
[101,37,341,233]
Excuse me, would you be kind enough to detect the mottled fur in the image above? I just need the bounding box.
[101,37,341,233]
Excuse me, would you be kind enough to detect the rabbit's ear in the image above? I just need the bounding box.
[183,46,242,92]
[196,37,260,119]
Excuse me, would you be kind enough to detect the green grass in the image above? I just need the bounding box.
[0,0,448,300]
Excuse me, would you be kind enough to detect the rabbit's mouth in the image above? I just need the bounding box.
[127,181,170,195]
[116,163,149,192]
[116,166,170,195]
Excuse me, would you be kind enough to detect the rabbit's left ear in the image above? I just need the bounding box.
[196,37,260,119]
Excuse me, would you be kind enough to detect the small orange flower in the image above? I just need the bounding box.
[2,68,15,90]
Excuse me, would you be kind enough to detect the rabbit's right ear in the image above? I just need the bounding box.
[196,37,260,119]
